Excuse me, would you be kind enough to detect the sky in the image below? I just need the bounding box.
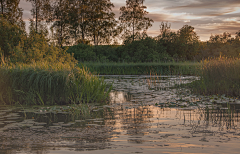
[19,0,240,41]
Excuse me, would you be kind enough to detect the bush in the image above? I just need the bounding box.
[66,43,96,62]
[0,17,25,59]
[119,36,172,62]
[10,32,76,65]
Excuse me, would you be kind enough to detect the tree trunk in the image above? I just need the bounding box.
[1,0,3,15]
[133,19,134,42]
[35,0,38,32]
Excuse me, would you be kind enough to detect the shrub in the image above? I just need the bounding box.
[0,17,25,59]
[66,43,96,62]
[0,62,111,105]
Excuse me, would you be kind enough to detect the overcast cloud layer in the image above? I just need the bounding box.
[20,0,240,41]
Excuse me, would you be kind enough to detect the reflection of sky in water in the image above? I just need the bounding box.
[1,75,240,153]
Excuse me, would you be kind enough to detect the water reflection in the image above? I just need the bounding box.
[1,75,240,154]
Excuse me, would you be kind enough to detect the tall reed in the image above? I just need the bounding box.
[81,62,200,75]
[0,62,112,105]
[191,57,240,97]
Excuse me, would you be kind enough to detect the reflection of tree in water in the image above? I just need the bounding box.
[104,91,154,144]
[121,106,153,144]
[109,91,132,104]
[174,107,240,134]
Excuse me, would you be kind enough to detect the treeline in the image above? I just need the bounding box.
[1,0,240,63]
[0,0,152,46]
[0,0,154,61]
[67,23,240,62]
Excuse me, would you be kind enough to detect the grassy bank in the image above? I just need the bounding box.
[81,62,200,75]
[190,57,240,98]
[0,62,112,105]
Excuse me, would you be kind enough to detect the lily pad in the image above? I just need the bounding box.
[49,126,62,129]
[34,122,47,126]
[30,126,44,129]
[4,121,16,123]
[75,120,85,122]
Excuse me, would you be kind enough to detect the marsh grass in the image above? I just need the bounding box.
[82,62,200,75]
[191,57,240,98]
[0,62,112,105]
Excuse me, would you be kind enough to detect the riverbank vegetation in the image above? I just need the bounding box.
[81,62,200,75]
[1,0,240,104]
[0,62,111,105]
[0,16,111,106]
[190,57,240,98]
[66,23,240,63]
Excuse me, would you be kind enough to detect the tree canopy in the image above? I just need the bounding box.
[119,0,153,42]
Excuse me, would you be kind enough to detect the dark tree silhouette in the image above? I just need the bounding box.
[119,0,153,42]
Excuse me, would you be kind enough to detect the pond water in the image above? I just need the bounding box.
[1,75,240,154]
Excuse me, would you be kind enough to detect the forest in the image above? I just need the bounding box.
[1,0,240,64]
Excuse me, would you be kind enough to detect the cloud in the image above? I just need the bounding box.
[146,29,160,37]
[19,0,240,41]
[165,0,240,10]
[146,13,170,22]
[20,0,32,20]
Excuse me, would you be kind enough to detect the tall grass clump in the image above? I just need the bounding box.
[0,62,111,105]
[191,57,240,97]
[82,61,200,75]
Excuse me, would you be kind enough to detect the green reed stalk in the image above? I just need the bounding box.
[81,62,200,75]
[0,62,112,105]
[191,57,240,98]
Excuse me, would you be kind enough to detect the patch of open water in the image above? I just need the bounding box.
[1,75,240,154]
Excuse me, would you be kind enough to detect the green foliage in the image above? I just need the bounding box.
[87,0,120,45]
[0,17,76,65]
[190,57,240,97]
[0,62,112,105]
[0,0,25,29]
[66,43,96,62]
[199,32,240,59]
[156,23,200,61]
[49,0,71,47]
[67,36,172,63]
[10,32,76,65]
[0,16,25,58]
[119,0,153,42]
[0,18,112,106]
[26,0,50,33]
[82,62,200,75]
[120,36,171,62]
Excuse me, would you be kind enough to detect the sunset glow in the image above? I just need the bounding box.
[20,0,240,41]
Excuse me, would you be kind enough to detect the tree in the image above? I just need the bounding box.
[119,0,153,42]
[0,17,25,59]
[48,0,71,47]
[88,0,120,45]
[26,0,50,33]
[67,0,91,45]
[177,25,199,60]
[0,0,25,29]
[156,22,178,58]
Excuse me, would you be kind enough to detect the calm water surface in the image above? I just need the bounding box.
[1,75,240,154]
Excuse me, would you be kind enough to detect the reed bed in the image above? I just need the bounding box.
[191,57,240,98]
[81,62,200,75]
[0,62,112,105]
